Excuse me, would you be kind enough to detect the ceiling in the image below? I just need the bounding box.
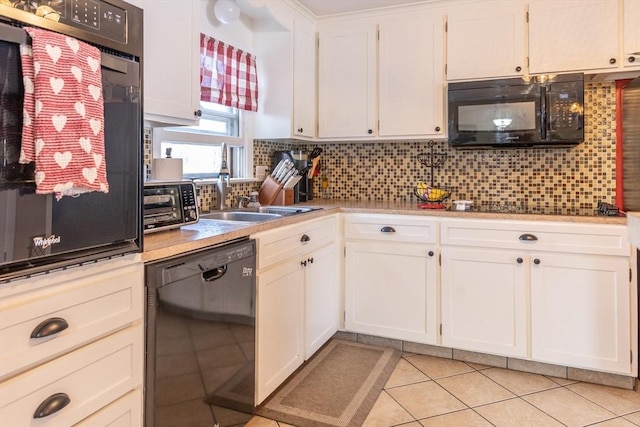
[294,0,434,17]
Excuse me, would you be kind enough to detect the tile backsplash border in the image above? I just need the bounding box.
[145,82,616,211]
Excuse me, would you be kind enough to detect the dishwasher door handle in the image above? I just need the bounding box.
[202,265,227,282]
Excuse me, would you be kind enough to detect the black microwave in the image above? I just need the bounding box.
[448,73,584,148]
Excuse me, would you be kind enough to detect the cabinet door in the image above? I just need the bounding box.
[446,1,527,80]
[624,0,640,68]
[143,0,200,126]
[531,253,631,374]
[529,0,619,73]
[256,259,304,404]
[345,241,438,344]
[441,247,527,357]
[293,18,317,138]
[379,14,444,137]
[318,23,377,138]
[304,243,339,358]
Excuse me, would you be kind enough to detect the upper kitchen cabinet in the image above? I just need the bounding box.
[143,1,200,126]
[318,23,377,138]
[378,13,445,137]
[446,1,527,81]
[528,0,619,74]
[253,6,317,140]
[624,0,640,68]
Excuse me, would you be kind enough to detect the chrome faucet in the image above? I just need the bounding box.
[215,143,230,210]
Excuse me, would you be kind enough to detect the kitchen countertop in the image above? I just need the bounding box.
[142,200,628,263]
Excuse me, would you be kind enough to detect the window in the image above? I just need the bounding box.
[153,102,249,180]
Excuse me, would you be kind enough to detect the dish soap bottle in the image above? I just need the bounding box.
[321,168,330,199]
[247,191,261,207]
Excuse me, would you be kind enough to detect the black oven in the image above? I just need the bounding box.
[0,0,142,282]
[448,73,584,148]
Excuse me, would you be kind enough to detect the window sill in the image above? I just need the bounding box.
[191,178,258,186]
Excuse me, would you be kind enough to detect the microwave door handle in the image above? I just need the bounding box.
[540,86,547,140]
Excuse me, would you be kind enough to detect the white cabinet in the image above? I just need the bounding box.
[293,18,317,138]
[624,0,640,67]
[530,253,631,374]
[254,13,318,140]
[446,1,527,80]
[318,23,377,138]
[344,214,439,344]
[529,0,619,74]
[143,0,200,126]
[0,257,144,426]
[254,215,339,403]
[440,247,527,357]
[378,13,445,137]
[440,218,635,376]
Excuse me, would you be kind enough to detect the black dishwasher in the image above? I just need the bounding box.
[144,238,256,427]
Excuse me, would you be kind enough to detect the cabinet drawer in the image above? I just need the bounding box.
[440,219,629,256]
[74,389,142,427]
[344,214,437,243]
[254,215,337,270]
[0,262,143,380]
[0,326,143,427]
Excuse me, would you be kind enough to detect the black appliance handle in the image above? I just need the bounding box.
[202,265,227,282]
[540,86,547,140]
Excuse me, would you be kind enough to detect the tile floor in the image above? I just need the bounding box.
[246,352,640,427]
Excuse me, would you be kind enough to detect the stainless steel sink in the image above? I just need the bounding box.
[200,206,319,223]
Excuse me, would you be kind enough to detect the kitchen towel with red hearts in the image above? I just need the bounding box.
[20,27,108,199]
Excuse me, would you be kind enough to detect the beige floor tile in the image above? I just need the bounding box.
[245,416,280,426]
[523,387,617,427]
[385,359,430,388]
[406,354,474,379]
[589,418,638,426]
[362,391,415,427]
[623,410,640,425]
[396,422,422,427]
[387,381,467,419]
[419,409,493,426]
[481,367,560,396]
[567,382,640,416]
[475,397,564,427]
[466,362,492,371]
[546,376,579,386]
[436,371,514,407]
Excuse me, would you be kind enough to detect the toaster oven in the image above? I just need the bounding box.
[143,181,199,233]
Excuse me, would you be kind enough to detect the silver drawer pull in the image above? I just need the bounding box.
[30,317,69,339]
[519,233,538,242]
[380,226,396,233]
[33,393,70,419]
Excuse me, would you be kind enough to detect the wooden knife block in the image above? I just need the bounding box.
[272,188,294,206]
[258,175,282,205]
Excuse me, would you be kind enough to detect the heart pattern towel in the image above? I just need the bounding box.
[20,27,108,199]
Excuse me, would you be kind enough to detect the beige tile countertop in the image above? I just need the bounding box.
[142,199,627,263]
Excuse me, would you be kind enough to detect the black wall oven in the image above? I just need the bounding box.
[0,0,143,282]
[448,73,584,148]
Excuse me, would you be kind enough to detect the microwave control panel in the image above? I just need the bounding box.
[548,82,584,131]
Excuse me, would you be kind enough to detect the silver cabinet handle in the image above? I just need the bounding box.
[380,226,396,233]
[33,393,70,419]
[30,317,69,339]
[519,233,538,241]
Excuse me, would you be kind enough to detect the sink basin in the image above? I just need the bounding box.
[200,211,282,222]
[199,206,319,223]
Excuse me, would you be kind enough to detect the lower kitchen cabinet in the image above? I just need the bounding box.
[0,256,144,426]
[254,215,339,404]
[440,218,635,376]
[440,247,528,357]
[344,214,439,344]
[531,252,632,374]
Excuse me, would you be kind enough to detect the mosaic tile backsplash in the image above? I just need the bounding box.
[146,82,617,211]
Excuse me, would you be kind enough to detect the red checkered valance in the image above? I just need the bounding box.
[200,34,259,112]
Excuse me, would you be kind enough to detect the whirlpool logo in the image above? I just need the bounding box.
[33,235,62,249]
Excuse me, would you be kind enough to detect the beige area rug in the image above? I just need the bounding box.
[256,339,401,427]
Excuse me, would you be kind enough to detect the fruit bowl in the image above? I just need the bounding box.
[414,184,450,204]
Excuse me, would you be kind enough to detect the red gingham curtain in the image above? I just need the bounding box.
[200,34,259,112]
